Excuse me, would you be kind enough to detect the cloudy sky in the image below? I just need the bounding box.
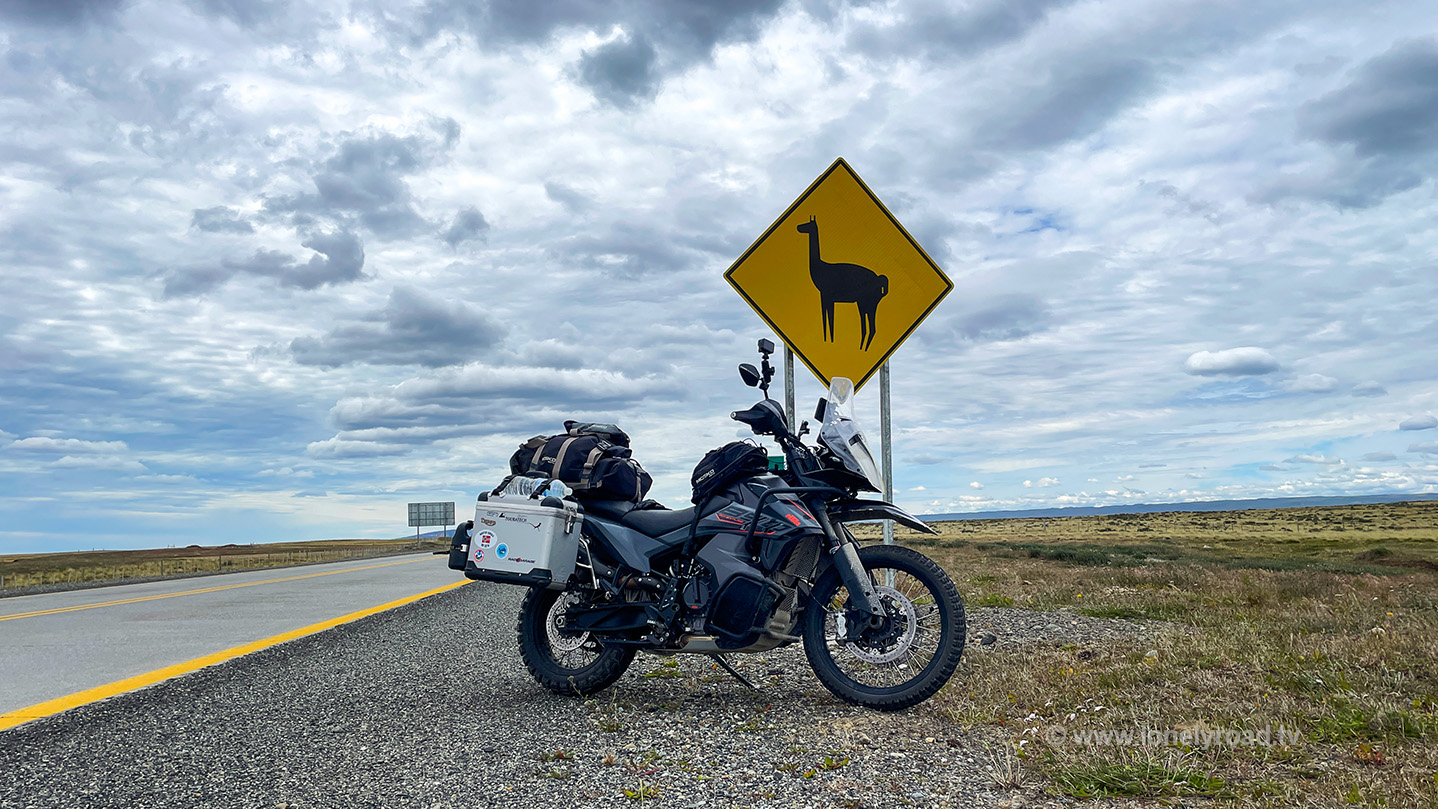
[3,0,1437,553]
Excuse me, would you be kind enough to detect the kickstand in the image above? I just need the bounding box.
[708,654,761,691]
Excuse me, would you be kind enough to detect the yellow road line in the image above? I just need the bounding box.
[0,557,428,622]
[0,579,471,732]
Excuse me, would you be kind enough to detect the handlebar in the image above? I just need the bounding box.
[731,405,772,429]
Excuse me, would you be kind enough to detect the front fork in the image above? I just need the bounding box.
[815,507,883,621]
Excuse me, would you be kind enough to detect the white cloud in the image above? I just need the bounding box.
[305,438,411,459]
[1399,415,1438,431]
[969,481,983,490]
[7,437,130,454]
[4,2,1438,550]
[1183,347,1280,377]
[135,474,201,483]
[1287,454,1343,465]
[1361,452,1396,462]
[971,458,1065,474]
[1023,477,1060,488]
[1287,373,1338,393]
[1410,442,1438,456]
[258,467,316,478]
[50,456,147,473]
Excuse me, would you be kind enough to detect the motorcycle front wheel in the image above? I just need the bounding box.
[802,543,966,711]
[517,587,636,696]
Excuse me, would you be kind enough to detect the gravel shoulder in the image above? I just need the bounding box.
[1,583,1160,809]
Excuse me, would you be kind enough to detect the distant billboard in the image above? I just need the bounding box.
[407,501,455,528]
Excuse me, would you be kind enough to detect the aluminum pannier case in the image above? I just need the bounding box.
[463,493,582,590]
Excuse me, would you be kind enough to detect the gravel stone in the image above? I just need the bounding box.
[1,584,1155,808]
[966,607,1152,651]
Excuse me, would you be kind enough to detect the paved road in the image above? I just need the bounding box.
[0,553,461,722]
[0,581,1055,809]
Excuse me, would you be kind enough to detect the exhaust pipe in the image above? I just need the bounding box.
[586,552,664,594]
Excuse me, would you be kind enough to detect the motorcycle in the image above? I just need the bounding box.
[481,339,965,711]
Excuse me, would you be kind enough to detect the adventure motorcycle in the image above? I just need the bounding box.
[467,340,965,711]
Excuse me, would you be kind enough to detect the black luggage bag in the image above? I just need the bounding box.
[691,440,769,504]
[509,420,652,501]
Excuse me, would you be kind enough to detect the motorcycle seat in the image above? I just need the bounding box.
[580,497,724,540]
[621,498,727,539]
[578,497,639,523]
[621,507,694,537]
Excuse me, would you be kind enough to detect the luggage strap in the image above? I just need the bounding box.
[579,445,607,490]
[550,436,579,484]
[524,435,547,473]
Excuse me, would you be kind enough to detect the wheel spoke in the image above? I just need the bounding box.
[803,547,964,710]
[818,564,947,688]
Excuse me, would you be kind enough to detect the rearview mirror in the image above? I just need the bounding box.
[738,363,761,387]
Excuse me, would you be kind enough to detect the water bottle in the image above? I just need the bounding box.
[501,476,543,498]
[544,480,568,499]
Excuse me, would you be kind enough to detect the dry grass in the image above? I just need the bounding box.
[857,501,1438,807]
[0,537,447,591]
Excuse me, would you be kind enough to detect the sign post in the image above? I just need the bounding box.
[880,362,893,545]
[724,157,951,542]
[783,345,796,433]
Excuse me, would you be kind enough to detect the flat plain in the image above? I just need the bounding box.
[3,501,1435,807]
[849,500,1438,807]
[0,536,448,593]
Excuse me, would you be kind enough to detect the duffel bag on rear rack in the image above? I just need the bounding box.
[508,421,652,501]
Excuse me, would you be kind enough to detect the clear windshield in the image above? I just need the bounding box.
[818,377,884,491]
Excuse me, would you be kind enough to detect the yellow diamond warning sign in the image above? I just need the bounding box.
[724,158,952,390]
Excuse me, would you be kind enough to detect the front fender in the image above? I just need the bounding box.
[829,500,937,534]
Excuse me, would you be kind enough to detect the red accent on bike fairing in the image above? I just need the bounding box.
[715,511,777,535]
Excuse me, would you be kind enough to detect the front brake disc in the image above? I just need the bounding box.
[838,585,917,665]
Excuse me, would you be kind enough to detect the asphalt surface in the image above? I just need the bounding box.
[0,579,1043,809]
[0,554,456,717]
[0,577,1151,807]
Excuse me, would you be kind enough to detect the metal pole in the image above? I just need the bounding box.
[880,361,894,546]
[783,345,796,431]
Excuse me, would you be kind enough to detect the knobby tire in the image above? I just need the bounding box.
[517,586,635,697]
[802,543,966,711]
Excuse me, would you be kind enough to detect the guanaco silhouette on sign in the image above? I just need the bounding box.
[797,216,888,351]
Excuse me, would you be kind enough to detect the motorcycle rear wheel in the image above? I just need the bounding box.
[802,543,966,711]
[517,587,636,696]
